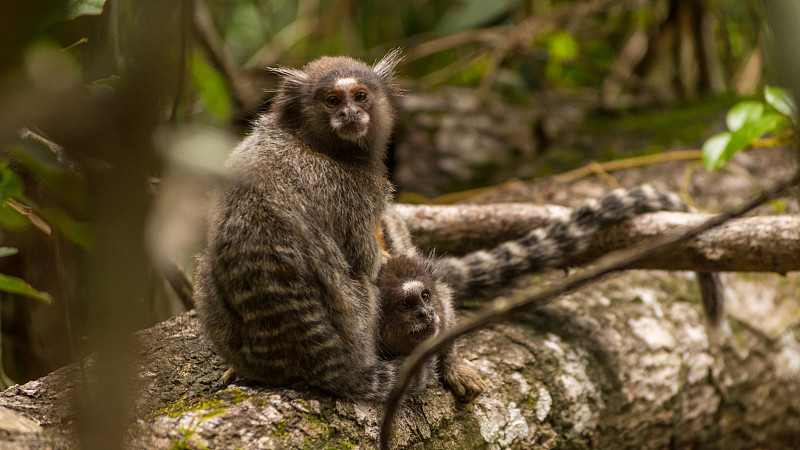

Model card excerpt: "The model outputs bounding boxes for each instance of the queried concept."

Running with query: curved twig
[550,149,703,183]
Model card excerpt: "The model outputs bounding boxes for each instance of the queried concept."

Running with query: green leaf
[0,274,52,304]
[189,52,233,124]
[764,85,798,120]
[8,144,91,216]
[0,203,31,232]
[707,113,786,171]
[88,75,122,98]
[702,132,731,171]
[38,208,94,251]
[437,0,517,32]
[726,101,763,132]
[92,75,122,87]
[66,0,106,20]
[547,31,579,61]
[0,169,24,200]
[454,54,492,86]
[0,247,18,258]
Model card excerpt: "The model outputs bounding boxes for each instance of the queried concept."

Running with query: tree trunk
[1,263,799,448]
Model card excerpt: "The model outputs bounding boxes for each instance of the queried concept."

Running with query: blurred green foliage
[0,0,770,386]
[702,86,797,171]
[190,51,234,124]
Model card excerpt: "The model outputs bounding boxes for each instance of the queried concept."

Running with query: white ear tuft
[372,48,403,80]
[269,66,309,85]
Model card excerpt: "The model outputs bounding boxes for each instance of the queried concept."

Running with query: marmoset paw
[442,362,487,402]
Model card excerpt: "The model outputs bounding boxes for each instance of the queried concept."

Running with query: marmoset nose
[416,307,434,322]
[343,102,363,116]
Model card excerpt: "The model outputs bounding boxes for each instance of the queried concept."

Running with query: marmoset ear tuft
[269,66,309,86]
[372,49,403,82]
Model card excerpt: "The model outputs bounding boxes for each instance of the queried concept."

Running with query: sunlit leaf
[726,101,763,132]
[0,247,18,258]
[38,207,94,251]
[732,113,787,144]
[707,113,786,171]
[66,0,106,20]
[0,274,52,304]
[547,31,579,61]
[702,132,731,171]
[764,85,798,120]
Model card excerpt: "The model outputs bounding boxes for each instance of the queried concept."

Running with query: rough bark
[1,265,799,449]
[390,203,800,273]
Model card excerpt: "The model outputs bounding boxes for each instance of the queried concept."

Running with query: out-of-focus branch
[190,0,261,111]
[160,260,194,311]
[242,0,359,71]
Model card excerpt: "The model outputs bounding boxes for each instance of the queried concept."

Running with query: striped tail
[433,185,725,325]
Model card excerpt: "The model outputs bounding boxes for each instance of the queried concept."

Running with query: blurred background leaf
[66,0,107,20]
[0,274,52,305]
[0,0,778,391]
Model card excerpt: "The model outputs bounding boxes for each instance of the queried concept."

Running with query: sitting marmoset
[377,254,487,401]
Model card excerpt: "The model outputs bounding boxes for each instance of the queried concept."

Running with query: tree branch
[190,0,261,111]
[389,205,800,273]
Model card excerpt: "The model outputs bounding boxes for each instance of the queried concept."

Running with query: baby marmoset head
[377,255,447,357]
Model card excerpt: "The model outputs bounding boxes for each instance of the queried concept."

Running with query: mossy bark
[1,267,799,449]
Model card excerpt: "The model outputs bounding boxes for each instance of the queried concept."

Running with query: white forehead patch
[335,77,357,89]
[401,280,424,295]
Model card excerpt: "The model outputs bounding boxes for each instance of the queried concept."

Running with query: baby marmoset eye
[325,95,340,106]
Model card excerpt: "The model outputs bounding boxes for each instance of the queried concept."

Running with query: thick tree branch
[389,204,800,273]
[379,170,800,448]
[2,176,799,449]
[390,202,572,253]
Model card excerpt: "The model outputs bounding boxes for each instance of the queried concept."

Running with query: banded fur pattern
[429,185,725,325]
[435,185,686,292]
[193,51,435,401]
